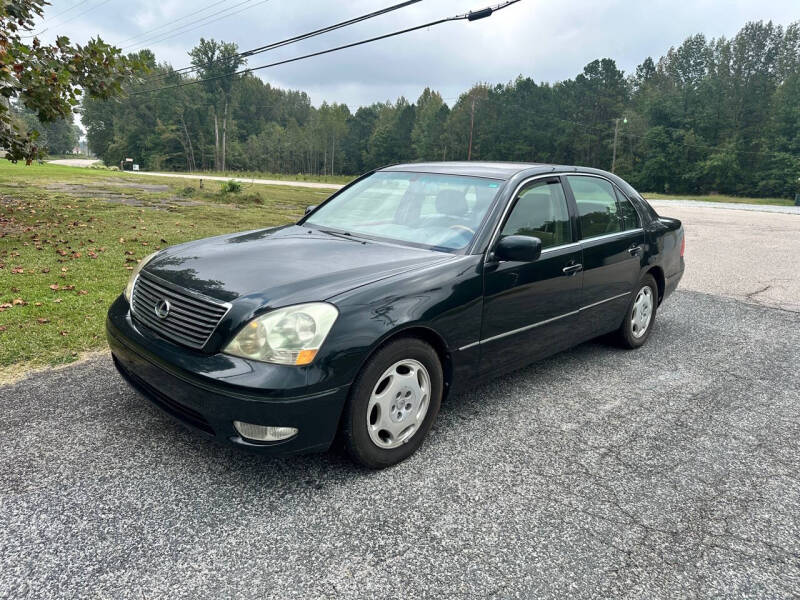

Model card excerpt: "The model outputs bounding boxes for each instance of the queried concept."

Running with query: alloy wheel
[366,359,431,449]
[631,285,654,339]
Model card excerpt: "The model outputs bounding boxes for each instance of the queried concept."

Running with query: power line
[31,0,115,36]
[117,0,232,46]
[132,0,522,96]
[39,0,93,23]
[124,0,270,51]
[144,0,425,83]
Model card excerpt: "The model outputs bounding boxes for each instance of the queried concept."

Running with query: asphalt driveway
[1,288,799,599]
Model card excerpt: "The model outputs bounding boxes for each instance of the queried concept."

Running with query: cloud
[34,0,800,108]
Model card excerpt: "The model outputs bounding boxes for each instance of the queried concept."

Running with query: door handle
[628,244,642,256]
[562,263,583,276]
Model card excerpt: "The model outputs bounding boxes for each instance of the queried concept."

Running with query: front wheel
[342,337,443,469]
[615,274,658,349]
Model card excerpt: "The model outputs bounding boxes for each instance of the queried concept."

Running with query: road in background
[46,159,100,167]
[133,171,344,190]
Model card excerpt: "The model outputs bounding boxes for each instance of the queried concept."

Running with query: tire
[342,337,443,469]
[615,273,658,349]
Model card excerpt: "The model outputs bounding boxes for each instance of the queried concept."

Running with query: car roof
[379,161,612,181]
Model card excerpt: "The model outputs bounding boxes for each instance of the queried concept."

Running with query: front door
[564,175,645,338]
[481,178,583,375]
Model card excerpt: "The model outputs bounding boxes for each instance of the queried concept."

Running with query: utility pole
[467,95,477,161]
[611,118,620,174]
[611,116,627,173]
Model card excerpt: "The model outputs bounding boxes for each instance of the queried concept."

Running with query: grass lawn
[642,192,795,206]
[0,161,330,381]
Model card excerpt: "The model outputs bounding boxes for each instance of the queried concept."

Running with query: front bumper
[106,297,349,454]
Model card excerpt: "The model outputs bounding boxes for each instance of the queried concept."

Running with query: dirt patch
[0,349,109,386]
[43,182,203,208]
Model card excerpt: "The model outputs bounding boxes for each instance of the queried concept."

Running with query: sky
[30,0,800,111]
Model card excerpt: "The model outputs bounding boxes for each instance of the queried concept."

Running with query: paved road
[47,159,100,168]
[652,203,800,312]
[1,291,798,598]
[133,170,344,190]
[650,198,800,215]
[2,203,800,598]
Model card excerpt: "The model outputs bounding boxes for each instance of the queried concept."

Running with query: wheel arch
[360,325,454,402]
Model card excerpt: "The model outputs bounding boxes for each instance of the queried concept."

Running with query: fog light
[233,421,298,442]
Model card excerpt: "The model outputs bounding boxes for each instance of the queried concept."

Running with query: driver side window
[500,180,572,249]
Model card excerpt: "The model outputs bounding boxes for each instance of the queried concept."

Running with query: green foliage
[219,179,242,194]
[81,21,800,198]
[1,0,145,163]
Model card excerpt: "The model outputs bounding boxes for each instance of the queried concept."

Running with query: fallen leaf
[0,303,12,309]
[41,267,50,273]
[0,326,6,332]
[77,290,88,296]
[35,302,43,306]
[124,250,134,256]
[72,252,82,258]
[37,318,49,324]
[11,266,24,274]
[49,284,60,290]
[63,285,75,291]
[53,298,63,303]
[59,330,68,336]
[12,298,25,306]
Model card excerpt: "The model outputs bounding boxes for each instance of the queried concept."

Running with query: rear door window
[567,176,623,239]
[615,189,641,230]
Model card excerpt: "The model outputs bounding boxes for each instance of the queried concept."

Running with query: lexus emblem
[154,299,171,319]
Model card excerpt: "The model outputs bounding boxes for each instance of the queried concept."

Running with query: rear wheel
[342,337,443,469]
[615,273,658,349]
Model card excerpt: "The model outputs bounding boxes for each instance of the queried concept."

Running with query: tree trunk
[180,114,196,172]
[221,98,228,172]
[213,109,220,171]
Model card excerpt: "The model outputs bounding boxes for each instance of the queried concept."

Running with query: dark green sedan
[107,162,685,468]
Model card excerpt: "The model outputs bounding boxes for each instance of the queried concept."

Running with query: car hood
[143,225,452,307]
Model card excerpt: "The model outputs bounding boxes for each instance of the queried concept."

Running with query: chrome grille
[131,274,229,349]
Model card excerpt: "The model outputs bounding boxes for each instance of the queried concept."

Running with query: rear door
[564,175,644,338]
[480,177,583,375]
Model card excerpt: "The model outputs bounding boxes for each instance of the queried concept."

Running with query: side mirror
[494,235,542,262]
[305,205,318,215]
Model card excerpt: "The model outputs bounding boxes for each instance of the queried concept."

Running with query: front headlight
[224,303,338,366]
[123,251,159,302]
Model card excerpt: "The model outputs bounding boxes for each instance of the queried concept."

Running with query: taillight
[680,236,685,257]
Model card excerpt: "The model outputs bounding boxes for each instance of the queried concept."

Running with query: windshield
[305,171,502,251]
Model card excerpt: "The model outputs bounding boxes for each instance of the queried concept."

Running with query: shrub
[220,179,242,194]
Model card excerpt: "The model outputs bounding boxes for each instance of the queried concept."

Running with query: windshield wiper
[319,228,366,243]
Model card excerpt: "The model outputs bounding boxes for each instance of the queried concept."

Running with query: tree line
[81,20,800,197]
